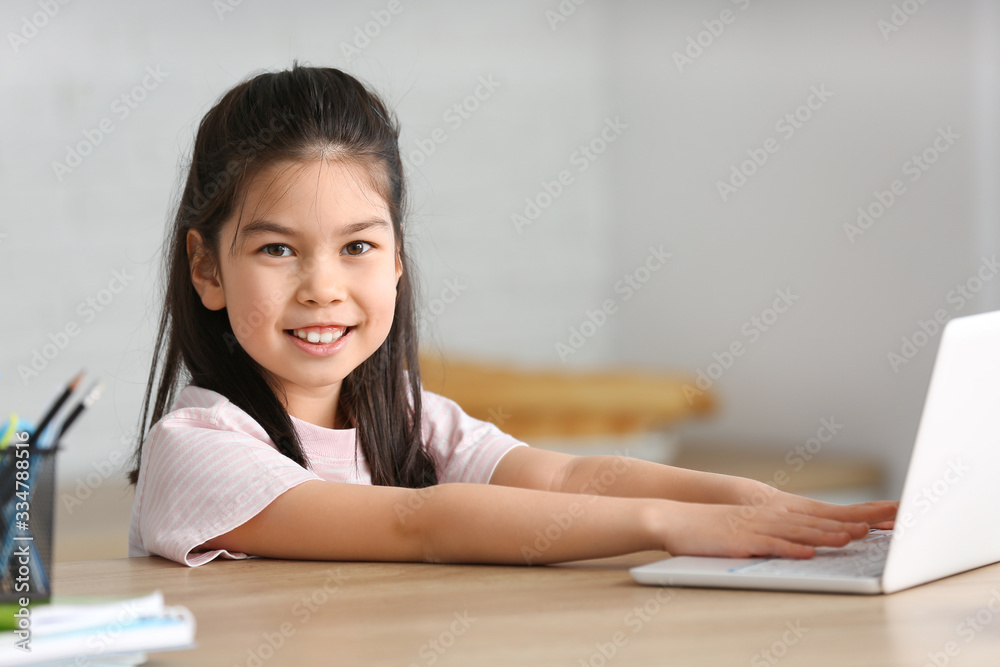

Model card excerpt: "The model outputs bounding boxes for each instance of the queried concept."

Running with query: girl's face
[189,159,401,425]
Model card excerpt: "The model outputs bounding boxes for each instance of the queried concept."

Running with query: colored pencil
[30,370,85,446]
[53,381,104,445]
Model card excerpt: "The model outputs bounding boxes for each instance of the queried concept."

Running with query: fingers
[776,521,858,547]
[840,500,898,523]
[836,500,899,522]
[665,500,893,560]
[735,522,849,559]
[693,531,821,560]
[750,538,816,560]
[745,501,874,539]
[772,517,864,544]
[738,509,873,554]
[786,498,898,526]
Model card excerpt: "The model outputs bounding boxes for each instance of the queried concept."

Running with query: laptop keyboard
[728,531,892,579]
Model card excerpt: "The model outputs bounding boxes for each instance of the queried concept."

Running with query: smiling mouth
[286,326,351,344]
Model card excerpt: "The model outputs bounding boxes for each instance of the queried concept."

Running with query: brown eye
[343,241,373,256]
[262,244,291,257]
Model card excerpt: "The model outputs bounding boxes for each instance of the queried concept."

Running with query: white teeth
[293,328,346,344]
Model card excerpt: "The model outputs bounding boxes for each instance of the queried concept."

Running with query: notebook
[631,308,1000,594]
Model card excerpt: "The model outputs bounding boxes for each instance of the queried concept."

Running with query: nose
[296,255,347,306]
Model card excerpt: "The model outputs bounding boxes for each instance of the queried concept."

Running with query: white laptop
[631,308,1000,594]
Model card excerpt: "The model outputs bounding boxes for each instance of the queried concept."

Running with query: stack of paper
[0,591,195,666]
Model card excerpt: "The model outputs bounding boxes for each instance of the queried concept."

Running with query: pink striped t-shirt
[129,385,526,566]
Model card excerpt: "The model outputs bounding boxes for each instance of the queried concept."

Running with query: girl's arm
[490,446,762,502]
[489,447,898,528]
[201,478,872,564]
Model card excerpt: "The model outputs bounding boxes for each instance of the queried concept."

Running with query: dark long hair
[128,64,437,488]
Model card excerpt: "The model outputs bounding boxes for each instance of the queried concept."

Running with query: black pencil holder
[0,444,57,603]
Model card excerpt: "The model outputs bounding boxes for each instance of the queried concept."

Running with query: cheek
[222,273,282,338]
[375,281,399,319]
[366,273,399,325]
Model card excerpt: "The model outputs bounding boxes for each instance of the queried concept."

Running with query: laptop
[631,308,1000,594]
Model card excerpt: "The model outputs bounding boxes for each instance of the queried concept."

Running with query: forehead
[239,158,391,218]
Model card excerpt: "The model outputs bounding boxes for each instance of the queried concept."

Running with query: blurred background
[1,0,997,559]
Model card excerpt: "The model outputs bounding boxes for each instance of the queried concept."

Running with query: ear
[187,229,226,311]
[394,247,403,284]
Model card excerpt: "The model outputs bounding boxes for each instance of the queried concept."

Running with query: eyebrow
[339,219,392,236]
[235,219,297,241]
[235,218,392,244]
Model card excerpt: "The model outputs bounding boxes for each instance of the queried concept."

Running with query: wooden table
[53,555,1000,666]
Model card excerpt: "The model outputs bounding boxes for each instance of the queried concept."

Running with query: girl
[128,64,896,568]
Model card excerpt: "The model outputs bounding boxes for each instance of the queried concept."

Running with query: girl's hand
[649,492,898,559]
[733,481,898,530]
[759,489,898,530]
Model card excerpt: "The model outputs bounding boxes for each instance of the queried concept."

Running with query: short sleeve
[129,403,320,567]
[421,390,528,484]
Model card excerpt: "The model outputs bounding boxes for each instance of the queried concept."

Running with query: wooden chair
[419,354,714,442]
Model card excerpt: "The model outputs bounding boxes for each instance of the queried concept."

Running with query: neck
[282,384,343,429]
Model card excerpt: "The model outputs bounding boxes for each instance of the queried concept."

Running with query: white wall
[601,0,1000,495]
[0,0,996,499]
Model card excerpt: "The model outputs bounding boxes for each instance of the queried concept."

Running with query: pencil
[53,381,104,445]
[0,413,18,451]
[0,414,18,468]
[30,370,85,446]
